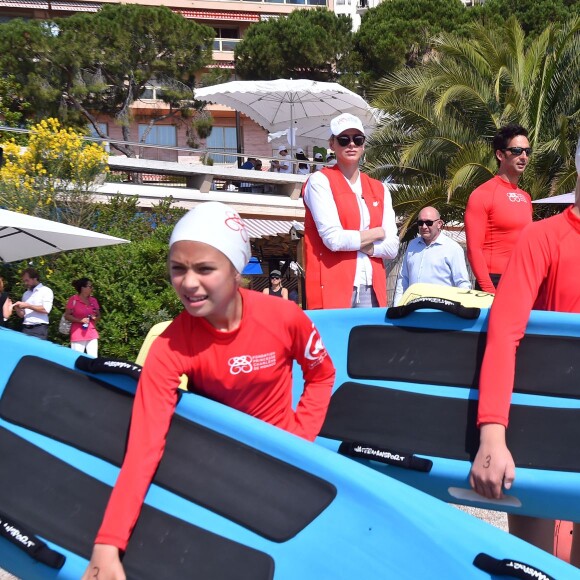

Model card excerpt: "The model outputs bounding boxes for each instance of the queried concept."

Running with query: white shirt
[303,170,399,288]
[21,282,53,325]
[393,232,471,306]
[278,154,293,174]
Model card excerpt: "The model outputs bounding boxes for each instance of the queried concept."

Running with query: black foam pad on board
[0,356,336,543]
[0,427,274,580]
[321,382,580,471]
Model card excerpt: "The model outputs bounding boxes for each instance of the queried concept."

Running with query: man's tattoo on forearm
[92,566,100,578]
[483,455,491,468]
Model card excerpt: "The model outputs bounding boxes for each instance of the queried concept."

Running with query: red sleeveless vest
[303,166,387,309]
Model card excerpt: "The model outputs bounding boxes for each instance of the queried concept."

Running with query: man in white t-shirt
[13,267,54,340]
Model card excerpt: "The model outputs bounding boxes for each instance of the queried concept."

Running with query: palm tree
[365,16,579,239]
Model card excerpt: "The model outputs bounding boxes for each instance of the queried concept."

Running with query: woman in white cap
[295,148,310,175]
[82,201,335,579]
[263,269,288,299]
[277,144,292,174]
[312,152,325,172]
[303,113,399,309]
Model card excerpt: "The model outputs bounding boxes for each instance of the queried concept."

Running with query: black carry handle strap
[338,441,433,473]
[75,356,142,382]
[473,553,555,580]
[386,297,480,320]
[0,511,65,569]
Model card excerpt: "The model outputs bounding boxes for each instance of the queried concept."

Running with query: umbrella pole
[289,102,294,172]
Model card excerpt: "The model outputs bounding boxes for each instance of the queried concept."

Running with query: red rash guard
[465,175,532,293]
[95,288,335,550]
[478,207,580,427]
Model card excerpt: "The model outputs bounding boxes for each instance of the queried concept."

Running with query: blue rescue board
[299,305,580,524]
[0,327,577,579]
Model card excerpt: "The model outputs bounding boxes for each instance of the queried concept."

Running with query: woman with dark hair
[0,277,13,326]
[64,277,101,356]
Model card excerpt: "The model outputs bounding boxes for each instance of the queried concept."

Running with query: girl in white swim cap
[168,201,251,330]
[82,202,336,580]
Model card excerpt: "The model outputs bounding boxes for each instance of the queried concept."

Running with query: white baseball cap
[169,202,251,274]
[330,113,365,137]
[278,145,288,153]
[314,152,323,160]
[296,147,304,154]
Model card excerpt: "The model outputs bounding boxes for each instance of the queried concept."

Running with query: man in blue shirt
[239,157,256,192]
[393,206,471,306]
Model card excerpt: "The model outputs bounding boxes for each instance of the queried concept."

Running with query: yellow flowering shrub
[0,118,108,226]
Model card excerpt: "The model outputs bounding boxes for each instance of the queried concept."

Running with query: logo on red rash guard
[304,326,327,368]
[228,355,253,374]
[227,352,277,375]
[507,192,528,203]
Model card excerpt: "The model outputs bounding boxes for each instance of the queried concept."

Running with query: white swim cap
[169,202,251,273]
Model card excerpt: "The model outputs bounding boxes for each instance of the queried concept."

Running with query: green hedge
[1,196,187,361]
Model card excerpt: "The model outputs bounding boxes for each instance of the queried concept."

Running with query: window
[213,27,241,52]
[141,86,166,100]
[206,127,237,164]
[138,125,178,161]
[138,125,177,146]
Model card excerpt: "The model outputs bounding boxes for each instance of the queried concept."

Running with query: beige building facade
[0,0,333,164]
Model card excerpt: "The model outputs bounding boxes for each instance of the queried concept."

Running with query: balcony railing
[212,38,242,52]
[240,0,327,4]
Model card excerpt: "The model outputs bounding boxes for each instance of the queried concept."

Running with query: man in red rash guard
[82,202,335,580]
[470,176,580,565]
[465,124,533,293]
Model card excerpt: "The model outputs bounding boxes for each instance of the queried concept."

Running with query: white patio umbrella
[0,209,129,262]
[194,79,377,153]
[532,192,575,204]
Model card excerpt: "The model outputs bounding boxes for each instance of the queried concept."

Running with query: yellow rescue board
[136,320,189,391]
[398,283,494,309]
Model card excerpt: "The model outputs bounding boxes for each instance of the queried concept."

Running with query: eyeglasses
[85,284,93,288]
[270,276,280,280]
[502,147,532,156]
[335,134,365,147]
[417,220,437,227]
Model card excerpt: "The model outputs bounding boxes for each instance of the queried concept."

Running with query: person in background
[470,167,580,564]
[81,201,335,579]
[303,113,399,309]
[288,288,299,304]
[262,269,288,299]
[252,159,265,193]
[64,277,101,357]
[465,124,532,292]
[277,145,292,174]
[326,152,336,167]
[295,148,310,175]
[393,206,471,306]
[13,267,53,340]
[239,157,256,192]
[240,157,255,171]
[0,277,13,326]
[312,152,325,172]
